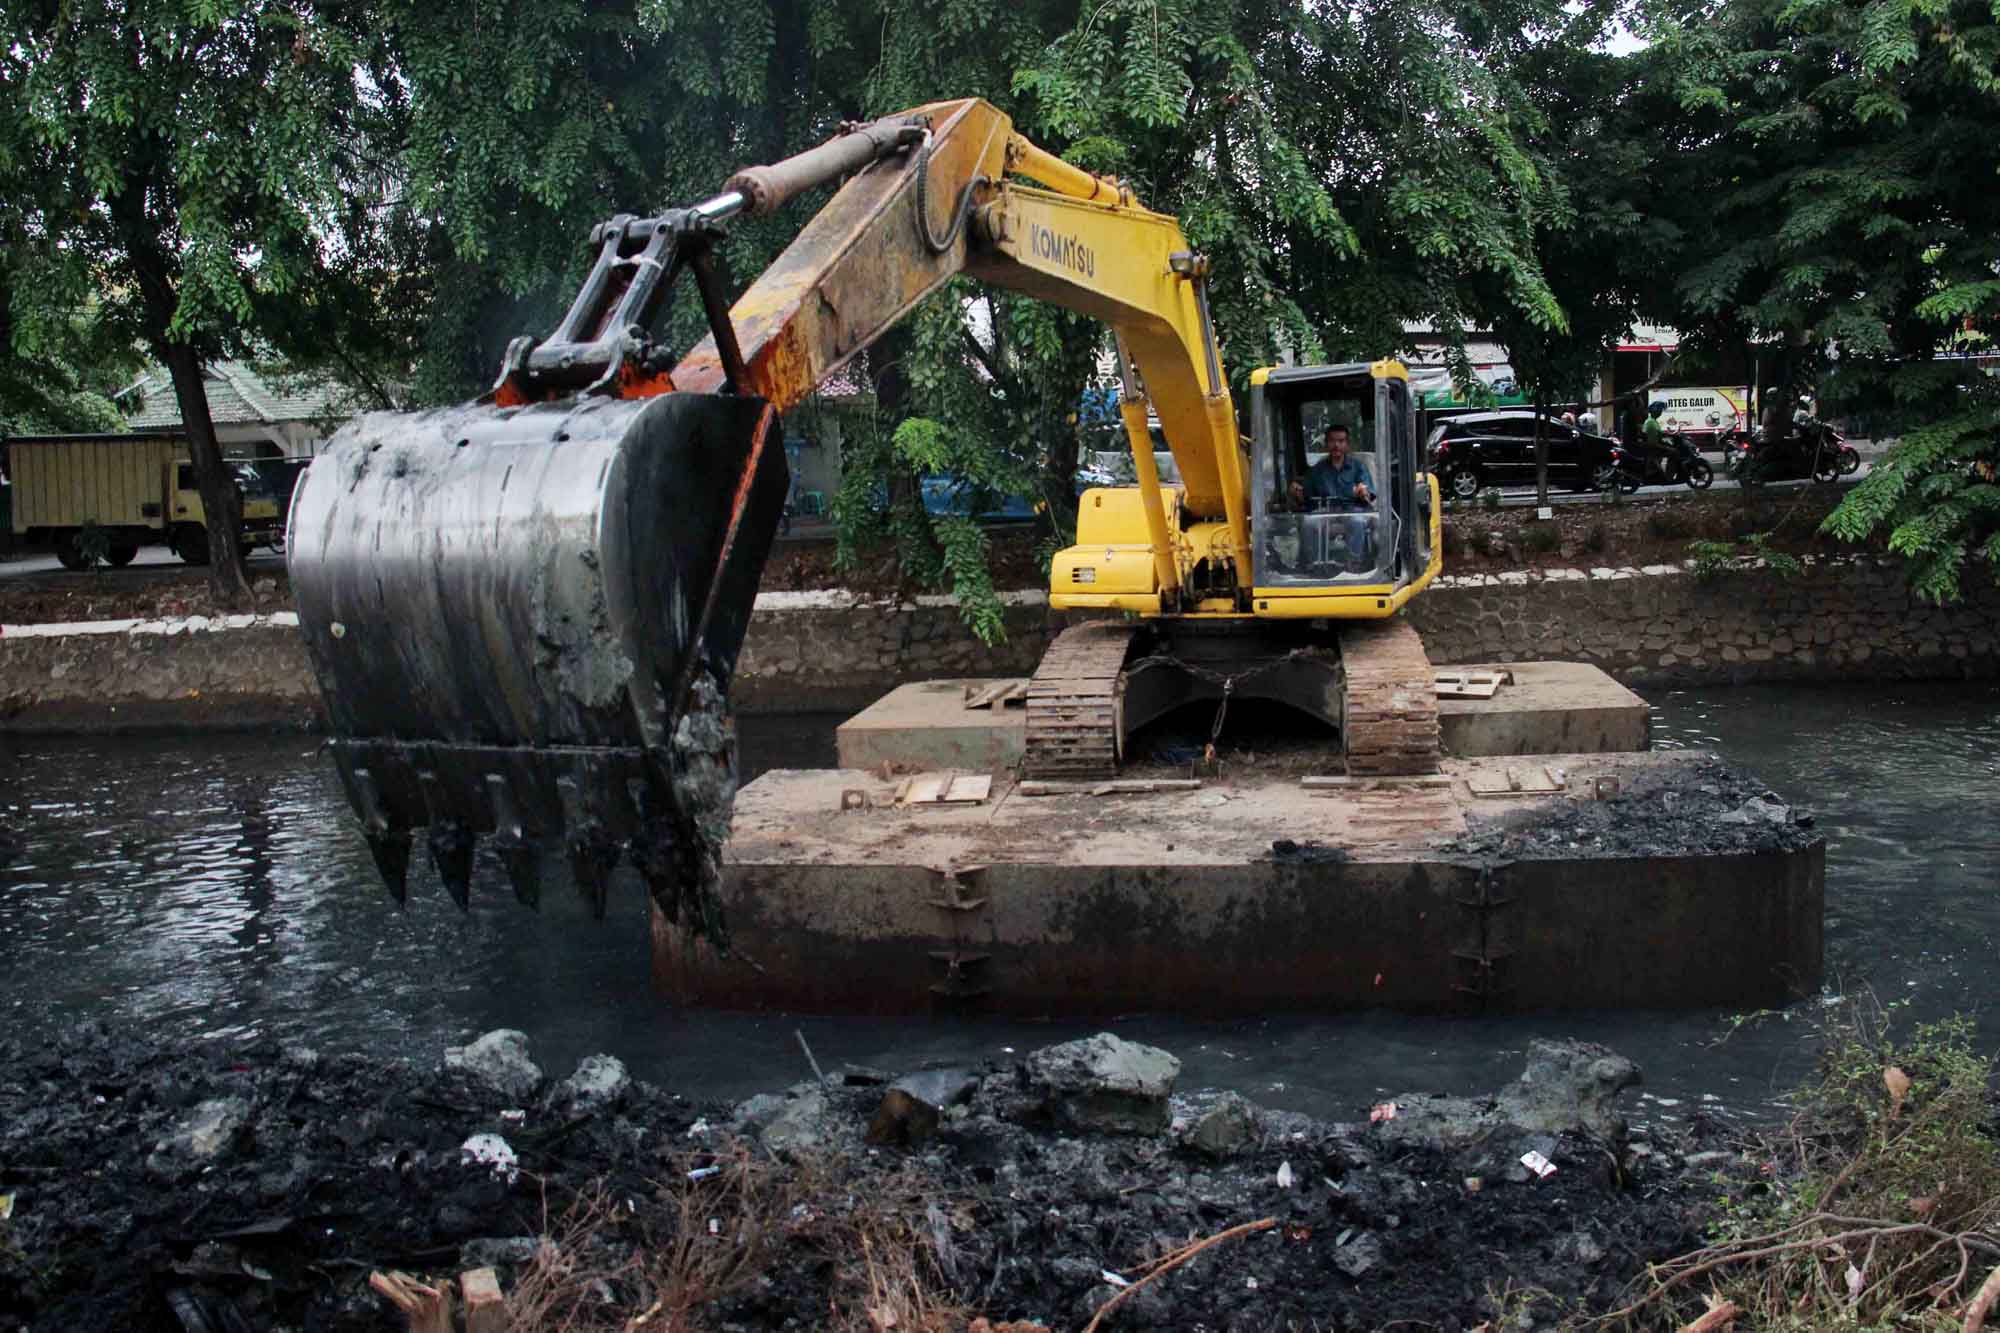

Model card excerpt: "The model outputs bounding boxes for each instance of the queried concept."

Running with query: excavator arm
[288,98,1240,920]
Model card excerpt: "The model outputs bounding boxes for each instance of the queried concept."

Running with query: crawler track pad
[288,392,789,915]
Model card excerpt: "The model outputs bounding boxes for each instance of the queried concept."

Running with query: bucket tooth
[559,768,628,920]
[499,840,543,910]
[566,831,620,920]
[345,766,412,904]
[365,831,414,905]
[485,773,542,910]
[428,819,476,912]
[627,776,683,923]
[630,826,681,924]
[417,769,474,910]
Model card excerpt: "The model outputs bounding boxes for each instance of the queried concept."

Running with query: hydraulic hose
[913,132,986,255]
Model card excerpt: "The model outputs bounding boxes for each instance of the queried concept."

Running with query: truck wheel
[106,543,140,567]
[175,526,211,565]
[52,532,91,570]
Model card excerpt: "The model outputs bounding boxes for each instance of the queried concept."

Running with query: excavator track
[1337,618,1442,776]
[1023,621,1141,779]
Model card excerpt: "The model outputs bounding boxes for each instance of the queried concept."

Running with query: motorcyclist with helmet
[1635,400,1674,480]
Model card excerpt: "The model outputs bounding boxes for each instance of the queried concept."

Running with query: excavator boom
[291,98,1250,920]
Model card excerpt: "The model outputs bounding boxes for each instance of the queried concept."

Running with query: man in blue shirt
[1289,424,1374,509]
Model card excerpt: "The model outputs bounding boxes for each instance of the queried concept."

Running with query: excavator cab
[1248,362,1432,607]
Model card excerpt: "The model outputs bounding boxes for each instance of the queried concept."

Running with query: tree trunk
[112,162,253,609]
[1532,389,1550,506]
[158,342,253,606]
[869,325,928,545]
[1041,405,1081,545]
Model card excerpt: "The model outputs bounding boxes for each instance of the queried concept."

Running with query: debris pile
[1447,753,1818,858]
[0,1025,1753,1329]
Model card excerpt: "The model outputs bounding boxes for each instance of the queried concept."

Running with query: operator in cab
[1287,423,1374,510]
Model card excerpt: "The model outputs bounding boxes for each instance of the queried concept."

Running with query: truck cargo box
[9,436,179,533]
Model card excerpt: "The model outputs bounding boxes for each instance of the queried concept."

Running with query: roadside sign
[1655,387,1748,437]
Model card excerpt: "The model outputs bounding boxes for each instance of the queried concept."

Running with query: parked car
[1425,411,1627,500]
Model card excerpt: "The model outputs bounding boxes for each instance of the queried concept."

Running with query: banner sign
[1654,387,1748,436]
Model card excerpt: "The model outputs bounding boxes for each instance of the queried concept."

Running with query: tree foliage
[15,0,1997,612]
[0,300,136,436]
[1640,0,2000,601]
[827,0,1596,630]
[0,0,403,600]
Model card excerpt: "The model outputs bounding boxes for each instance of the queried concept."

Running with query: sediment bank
[0,1024,1736,1331]
[4,558,1996,729]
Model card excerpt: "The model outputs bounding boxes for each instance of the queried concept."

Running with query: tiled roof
[117,360,366,429]
[818,350,872,399]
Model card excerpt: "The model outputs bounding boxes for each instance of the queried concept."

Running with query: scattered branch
[1965,1262,2000,1333]
[1084,1217,1277,1332]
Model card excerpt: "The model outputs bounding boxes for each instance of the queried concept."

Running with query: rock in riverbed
[1017,1031,1181,1134]
[1371,1036,1640,1177]
[147,1096,250,1176]
[1185,1089,1261,1157]
[444,1029,542,1102]
[556,1053,629,1111]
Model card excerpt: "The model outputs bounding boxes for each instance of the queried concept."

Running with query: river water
[3,682,1996,1120]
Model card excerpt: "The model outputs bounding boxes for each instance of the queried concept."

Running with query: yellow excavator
[287,97,1443,917]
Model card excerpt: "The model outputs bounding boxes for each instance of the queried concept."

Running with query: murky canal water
[3,682,1996,1120]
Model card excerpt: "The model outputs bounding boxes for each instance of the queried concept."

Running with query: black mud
[1446,753,1819,860]
[0,1026,1755,1331]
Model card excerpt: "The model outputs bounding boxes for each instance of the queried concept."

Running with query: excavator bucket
[287,390,789,924]
[287,111,1002,925]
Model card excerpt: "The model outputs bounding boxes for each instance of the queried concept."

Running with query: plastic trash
[459,1133,519,1184]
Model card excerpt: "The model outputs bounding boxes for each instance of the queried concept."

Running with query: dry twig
[1083,1217,1276,1332]
[1679,1296,1738,1332]
[1965,1261,2000,1333]
[1604,1213,2000,1324]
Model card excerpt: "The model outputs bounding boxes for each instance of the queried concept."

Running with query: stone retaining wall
[5,560,1996,730]
[730,591,1059,713]
[1408,557,2000,684]
[0,613,322,732]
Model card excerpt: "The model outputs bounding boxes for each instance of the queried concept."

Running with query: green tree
[0,1,402,601]
[829,0,1589,631]
[1486,13,1662,501]
[0,299,137,436]
[1642,0,2000,600]
[388,0,920,405]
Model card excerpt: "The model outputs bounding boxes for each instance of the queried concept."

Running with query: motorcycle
[1608,432,1713,492]
[1641,432,1714,490]
[1593,446,1642,494]
[1722,420,1857,484]
[1718,428,1757,479]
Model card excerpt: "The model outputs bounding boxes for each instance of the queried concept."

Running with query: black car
[1425,411,1627,500]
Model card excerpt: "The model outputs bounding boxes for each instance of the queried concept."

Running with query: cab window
[1252,377,1387,586]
